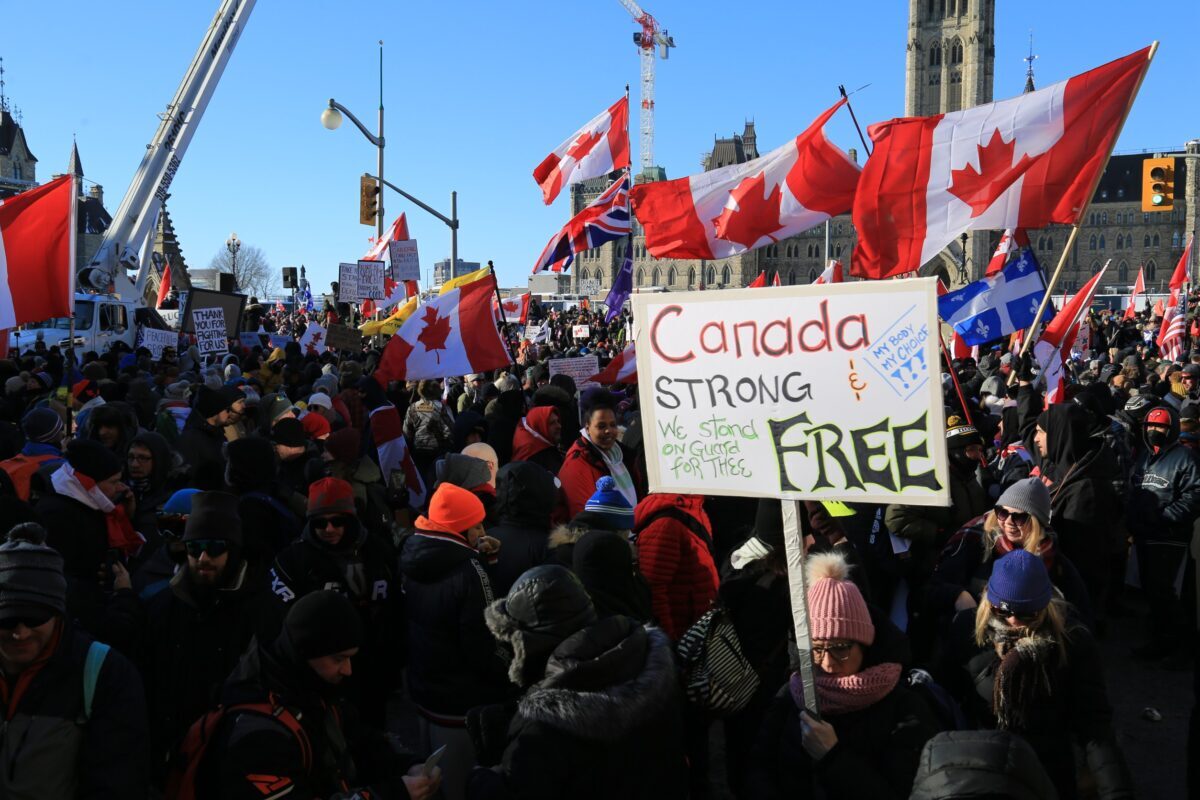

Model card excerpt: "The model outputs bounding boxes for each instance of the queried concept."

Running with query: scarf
[791,661,902,716]
[994,532,1056,570]
[581,428,637,508]
[50,464,144,556]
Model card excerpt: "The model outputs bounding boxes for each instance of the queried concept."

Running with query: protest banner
[388,240,421,282]
[357,260,385,300]
[324,323,362,352]
[192,307,227,356]
[631,279,948,505]
[523,323,546,343]
[549,355,600,392]
[158,309,181,329]
[338,263,360,302]
[137,327,178,360]
[572,324,591,339]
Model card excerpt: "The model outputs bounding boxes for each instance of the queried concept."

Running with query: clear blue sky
[5,1,1197,294]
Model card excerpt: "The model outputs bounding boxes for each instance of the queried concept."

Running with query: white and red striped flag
[1035,263,1109,405]
[534,96,630,205]
[813,259,844,285]
[853,47,1153,279]
[1156,235,1192,361]
[0,174,75,329]
[630,100,860,260]
[589,342,637,385]
[984,229,1031,277]
[362,213,418,314]
[1124,265,1145,321]
[369,404,427,509]
[374,270,511,384]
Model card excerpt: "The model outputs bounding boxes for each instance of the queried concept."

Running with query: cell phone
[422,744,448,778]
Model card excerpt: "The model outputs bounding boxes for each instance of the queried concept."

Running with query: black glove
[1016,351,1035,382]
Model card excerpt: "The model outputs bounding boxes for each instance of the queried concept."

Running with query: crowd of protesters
[0,293,1197,799]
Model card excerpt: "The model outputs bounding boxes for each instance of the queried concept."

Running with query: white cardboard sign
[572,324,591,339]
[548,355,600,393]
[389,240,421,282]
[632,279,948,505]
[192,307,227,356]
[137,327,179,360]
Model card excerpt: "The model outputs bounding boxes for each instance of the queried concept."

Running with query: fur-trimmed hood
[514,618,677,742]
[548,523,586,550]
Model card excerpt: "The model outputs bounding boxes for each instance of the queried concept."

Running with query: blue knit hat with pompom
[583,476,635,530]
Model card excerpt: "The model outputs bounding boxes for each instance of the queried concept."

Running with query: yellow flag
[439,266,493,295]
[359,296,418,336]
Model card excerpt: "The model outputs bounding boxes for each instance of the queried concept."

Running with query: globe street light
[320,105,343,130]
[226,231,241,290]
[320,41,385,239]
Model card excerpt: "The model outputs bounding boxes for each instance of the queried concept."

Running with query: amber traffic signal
[1142,157,1174,212]
[359,175,380,226]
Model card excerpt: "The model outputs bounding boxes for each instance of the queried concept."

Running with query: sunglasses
[990,604,1044,625]
[811,642,856,662]
[0,610,55,630]
[312,516,351,530]
[994,507,1031,526]
[185,539,231,559]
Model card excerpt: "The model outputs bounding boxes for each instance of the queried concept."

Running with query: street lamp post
[226,232,241,290]
[321,41,385,241]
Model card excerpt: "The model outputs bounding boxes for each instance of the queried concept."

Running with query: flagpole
[489,264,518,372]
[939,337,975,427]
[1017,41,1159,359]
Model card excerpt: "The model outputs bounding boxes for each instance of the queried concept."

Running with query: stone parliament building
[561,0,1196,298]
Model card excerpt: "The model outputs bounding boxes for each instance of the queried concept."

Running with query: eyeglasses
[312,516,351,530]
[126,452,153,463]
[994,507,1031,526]
[0,610,55,630]
[185,539,230,559]
[811,642,856,662]
[990,604,1044,625]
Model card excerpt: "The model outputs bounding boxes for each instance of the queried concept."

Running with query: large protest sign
[324,323,362,352]
[339,261,385,301]
[549,355,600,392]
[136,327,179,360]
[192,307,228,356]
[388,240,421,282]
[632,279,948,506]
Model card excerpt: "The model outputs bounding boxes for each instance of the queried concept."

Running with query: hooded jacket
[485,389,526,466]
[633,493,719,640]
[511,406,564,474]
[909,729,1059,800]
[467,616,687,800]
[176,408,228,491]
[488,461,559,596]
[1126,404,1200,543]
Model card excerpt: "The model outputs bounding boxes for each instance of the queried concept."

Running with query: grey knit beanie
[0,524,67,622]
[995,478,1051,527]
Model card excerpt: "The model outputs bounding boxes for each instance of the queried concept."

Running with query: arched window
[835,244,843,257]
[1173,232,1181,248]
[706,266,716,286]
[687,267,696,287]
[1101,212,1107,225]
[814,244,821,259]
[1147,261,1157,281]
[635,267,645,287]
[1098,235,1106,250]
[579,268,590,282]
[960,0,967,13]
[1046,237,1053,251]
[650,267,660,286]
[788,270,797,285]
[1118,262,1129,282]
[929,43,942,67]
[1126,234,1134,249]
[668,266,678,285]
[1037,237,1044,251]
[1144,234,1151,248]
[950,40,964,65]
[1089,235,1097,250]
[808,268,818,283]
[721,266,732,286]
[1153,234,1160,247]
[1116,236,1123,250]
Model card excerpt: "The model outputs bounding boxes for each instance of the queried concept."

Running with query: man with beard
[141,491,272,787]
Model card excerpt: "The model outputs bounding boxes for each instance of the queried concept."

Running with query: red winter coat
[557,437,641,519]
[634,493,719,641]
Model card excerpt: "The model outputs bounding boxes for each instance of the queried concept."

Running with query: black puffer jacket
[909,729,1059,800]
[1126,404,1200,543]
[488,461,558,596]
[176,408,227,491]
[467,616,687,800]
[399,531,512,716]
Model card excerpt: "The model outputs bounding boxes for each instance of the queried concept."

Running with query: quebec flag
[938,249,1047,345]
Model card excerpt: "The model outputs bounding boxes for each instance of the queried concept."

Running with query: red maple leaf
[566,131,602,162]
[383,275,399,296]
[304,331,323,356]
[416,304,452,363]
[711,172,785,249]
[948,129,1038,217]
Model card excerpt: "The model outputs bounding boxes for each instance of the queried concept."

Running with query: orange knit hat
[416,483,486,538]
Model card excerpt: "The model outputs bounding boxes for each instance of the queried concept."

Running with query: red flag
[363,213,411,262]
[771,272,781,287]
[813,259,844,285]
[1124,265,1145,321]
[852,47,1152,279]
[630,100,859,259]
[984,229,1030,277]
[1035,264,1108,404]
[496,292,532,325]
[534,96,630,205]
[1169,234,1192,292]
[156,259,172,309]
[369,404,427,509]
[589,342,637,385]
[0,174,75,329]
[748,271,767,288]
[375,271,510,384]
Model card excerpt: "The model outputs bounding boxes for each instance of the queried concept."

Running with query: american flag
[1157,235,1193,361]
[531,176,630,273]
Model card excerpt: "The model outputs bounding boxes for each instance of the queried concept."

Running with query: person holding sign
[748,552,940,799]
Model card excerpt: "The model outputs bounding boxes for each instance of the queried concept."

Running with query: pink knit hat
[806,552,874,645]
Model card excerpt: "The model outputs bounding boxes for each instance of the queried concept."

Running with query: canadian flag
[1124,265,1145,321]
[533,96,630,205]
[853,47,1152,279]
[299,321,328,356]
[1034,262,1108,405]
[496,292,531,325]
[813,259,844,285]
[369,404,427,509]
[363,213,410,262]
[0,174,75,329]
[156,259,173,309]
[374,271,511,384]
[748,271,768,288]
[363,214,418,313]
[771,272,781,287]
[589,342,637,385]
[630,100,860,260]
[984,229,1030,277]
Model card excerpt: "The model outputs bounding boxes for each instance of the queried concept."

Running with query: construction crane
[616,0,675,176]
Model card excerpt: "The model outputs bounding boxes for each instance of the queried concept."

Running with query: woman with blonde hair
[959,550,1131,799]
[929,478,1092,626]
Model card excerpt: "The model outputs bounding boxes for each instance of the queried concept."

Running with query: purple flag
[605,246,633,322]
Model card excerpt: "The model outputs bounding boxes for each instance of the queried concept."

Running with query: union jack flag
[531,176,630,274]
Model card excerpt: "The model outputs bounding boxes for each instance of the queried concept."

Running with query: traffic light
[359,175,379,226]
[1142,157,1174,212]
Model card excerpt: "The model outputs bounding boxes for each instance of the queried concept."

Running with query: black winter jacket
[175,409,227,491]
[487,461,558,596]
[399,531,512,717]
[467,617,687,800]
[909,729,1059,800]
[1126,405,1200,543]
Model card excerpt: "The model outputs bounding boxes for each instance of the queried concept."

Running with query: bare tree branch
[208,243,278,299]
